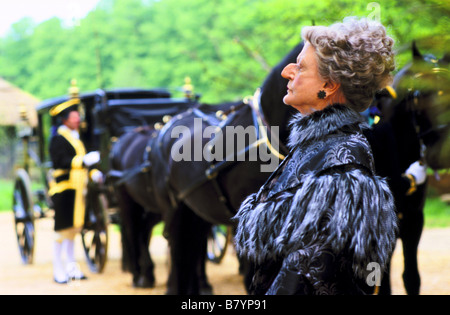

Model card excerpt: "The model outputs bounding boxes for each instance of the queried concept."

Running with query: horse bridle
[405,65,449,163]
[158,88,289,214]
[110,88,292,214]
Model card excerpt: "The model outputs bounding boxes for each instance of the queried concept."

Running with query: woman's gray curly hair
[302,17,395,112]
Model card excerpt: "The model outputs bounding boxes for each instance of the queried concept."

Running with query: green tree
[0,0,448,103]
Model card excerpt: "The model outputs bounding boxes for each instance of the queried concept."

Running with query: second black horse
[110,42,301,293]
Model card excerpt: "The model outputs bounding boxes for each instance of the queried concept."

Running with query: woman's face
[281,42,328,115]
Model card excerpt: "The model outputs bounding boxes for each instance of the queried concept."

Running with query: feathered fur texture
[234,104,398,284]
[287,104,369,149]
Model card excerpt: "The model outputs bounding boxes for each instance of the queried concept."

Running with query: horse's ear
[412,41,422,61]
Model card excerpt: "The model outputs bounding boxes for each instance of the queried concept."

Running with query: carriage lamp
[17,104,33,173]
[19,104,28,122]
[17,104,33,138]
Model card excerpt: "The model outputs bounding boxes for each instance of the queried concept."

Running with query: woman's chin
[282,95,292,106]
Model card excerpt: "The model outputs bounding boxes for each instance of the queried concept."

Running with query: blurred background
[0,0,449,226]
[1,0,449,102]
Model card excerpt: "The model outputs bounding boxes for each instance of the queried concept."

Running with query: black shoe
[75,274,88,281]
[66,266,88,281]
[67,272,88,281]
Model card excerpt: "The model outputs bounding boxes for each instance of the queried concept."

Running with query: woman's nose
[281,63,295,79]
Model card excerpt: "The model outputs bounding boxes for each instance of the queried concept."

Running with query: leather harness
[110,89,289,215]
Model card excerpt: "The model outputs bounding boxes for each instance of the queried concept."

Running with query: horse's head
[376,42,450,171]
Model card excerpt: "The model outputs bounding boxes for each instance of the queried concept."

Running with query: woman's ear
[323,81,346,104]
[323,81,341,96]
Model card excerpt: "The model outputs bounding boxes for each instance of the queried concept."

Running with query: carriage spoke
[207,225,230,264]
[81,190,109,274]
[12,170,35,265]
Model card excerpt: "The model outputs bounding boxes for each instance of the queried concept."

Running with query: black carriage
[12,85,197,273]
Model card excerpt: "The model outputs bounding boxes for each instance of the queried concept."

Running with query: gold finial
[69,79,80,99]
[183,76,194,99]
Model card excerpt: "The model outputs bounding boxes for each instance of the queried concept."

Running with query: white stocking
[53,241,67,283]
[62,239,85,279]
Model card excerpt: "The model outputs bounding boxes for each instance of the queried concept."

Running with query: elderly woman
[234,17,398,295]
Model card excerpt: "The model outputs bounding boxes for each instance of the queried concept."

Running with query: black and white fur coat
[234,104,398,295]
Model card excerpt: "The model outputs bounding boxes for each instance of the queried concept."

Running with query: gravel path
[0,212,448,295]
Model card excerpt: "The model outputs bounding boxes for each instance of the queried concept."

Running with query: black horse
[111,40,449,295]
[110,127,162,288]
[365,43,450,295]
[110,43,300,293]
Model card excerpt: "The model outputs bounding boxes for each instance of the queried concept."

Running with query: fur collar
[288,104,369,149]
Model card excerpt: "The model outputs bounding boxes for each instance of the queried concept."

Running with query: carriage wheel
[81,186,109,273]
[207,225,231,264]
[12,169,35,265]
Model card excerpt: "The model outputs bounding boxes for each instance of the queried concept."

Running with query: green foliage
[424,197,450,228]
[0,179,12,211]
[0,0,448,103]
